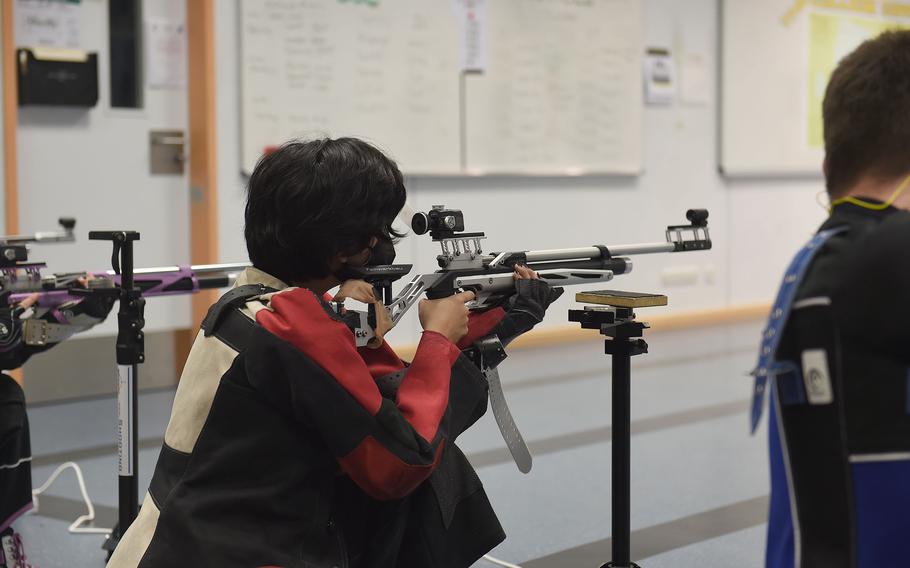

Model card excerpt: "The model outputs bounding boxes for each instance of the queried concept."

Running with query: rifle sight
[411,205,465,240]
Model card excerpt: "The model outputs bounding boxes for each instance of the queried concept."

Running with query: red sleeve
[396,331,461,437]
[456,307,506,350]
[255,288,462,500]
[355,332,461,435]
[257,289,382,414]
[358,340,405,379]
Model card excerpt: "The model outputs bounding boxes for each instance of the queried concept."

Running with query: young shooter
[109,138,561,568]
[757,31,910,568]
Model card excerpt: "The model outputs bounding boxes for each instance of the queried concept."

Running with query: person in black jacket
[109,138,560,568]
[759,30,910,568]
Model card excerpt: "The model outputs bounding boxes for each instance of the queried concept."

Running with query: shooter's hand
[333,279,377,304]
[334,280,394,349]
[74,272,95,288]
[15,293,39,312]
[490,266,564,343]
[512,264,539,281]
[419,291,476,344]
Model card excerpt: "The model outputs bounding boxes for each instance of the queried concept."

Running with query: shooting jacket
[765,202,910,568]
[0,293,112,532]
[0,374,32,535]
[108,268,507,568]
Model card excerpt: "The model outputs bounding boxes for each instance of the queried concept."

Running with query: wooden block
[575,290,668,308]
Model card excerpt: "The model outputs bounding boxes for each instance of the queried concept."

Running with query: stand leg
[117,363,139,530]
[613,349,631,566]
[611,344,633,567]
[569,305,650,568]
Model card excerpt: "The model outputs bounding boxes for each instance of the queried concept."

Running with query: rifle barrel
[524,242,674,263]
[114,262,251,277]
[524,247,604,262]
[602,242,676,256]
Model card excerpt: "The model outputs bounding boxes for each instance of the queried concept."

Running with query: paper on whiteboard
[463,0,643,175]
[643,48,676,106]
[145,17,187,89]
[452,0,487,72]
[240,0,462,175]
[15,0,82,49]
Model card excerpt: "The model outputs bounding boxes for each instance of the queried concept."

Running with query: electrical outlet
[660,265,700,287]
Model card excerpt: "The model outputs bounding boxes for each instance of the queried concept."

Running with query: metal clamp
[23,319,50,346]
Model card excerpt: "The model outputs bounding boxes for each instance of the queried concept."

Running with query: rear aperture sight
[411,205,465,239]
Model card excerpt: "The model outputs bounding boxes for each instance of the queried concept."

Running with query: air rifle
[0,218,247,302]
[345,206,712,347]
[0,220,249,345]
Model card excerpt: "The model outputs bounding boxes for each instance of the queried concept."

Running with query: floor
[12,319,770,568]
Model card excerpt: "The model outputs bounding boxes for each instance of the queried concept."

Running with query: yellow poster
[807,10,910,148]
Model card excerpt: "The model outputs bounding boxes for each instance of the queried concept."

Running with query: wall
[216,0,827,348]
[17,0,831,400]
[16,0,191,401]
[16,0,191,336]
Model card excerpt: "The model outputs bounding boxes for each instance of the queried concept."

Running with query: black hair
[244,138,406,284]
[823,30,910,197]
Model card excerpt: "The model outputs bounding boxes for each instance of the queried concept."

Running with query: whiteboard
[240,0,644,177]
[720,0,910,177]
[464,0,643,175]
[240,0,462,175]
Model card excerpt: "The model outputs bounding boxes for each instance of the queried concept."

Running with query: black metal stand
[88,232,145,558]
[570,304,650,568]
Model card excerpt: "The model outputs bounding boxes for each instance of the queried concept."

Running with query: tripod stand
[569,290,668,568]
[85,231,145,557]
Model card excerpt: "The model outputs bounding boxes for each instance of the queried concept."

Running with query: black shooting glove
[491,278,564,345]
[68,287,116,320]
[67,295,115,320]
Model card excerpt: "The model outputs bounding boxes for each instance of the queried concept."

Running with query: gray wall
[23,330,182,403]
